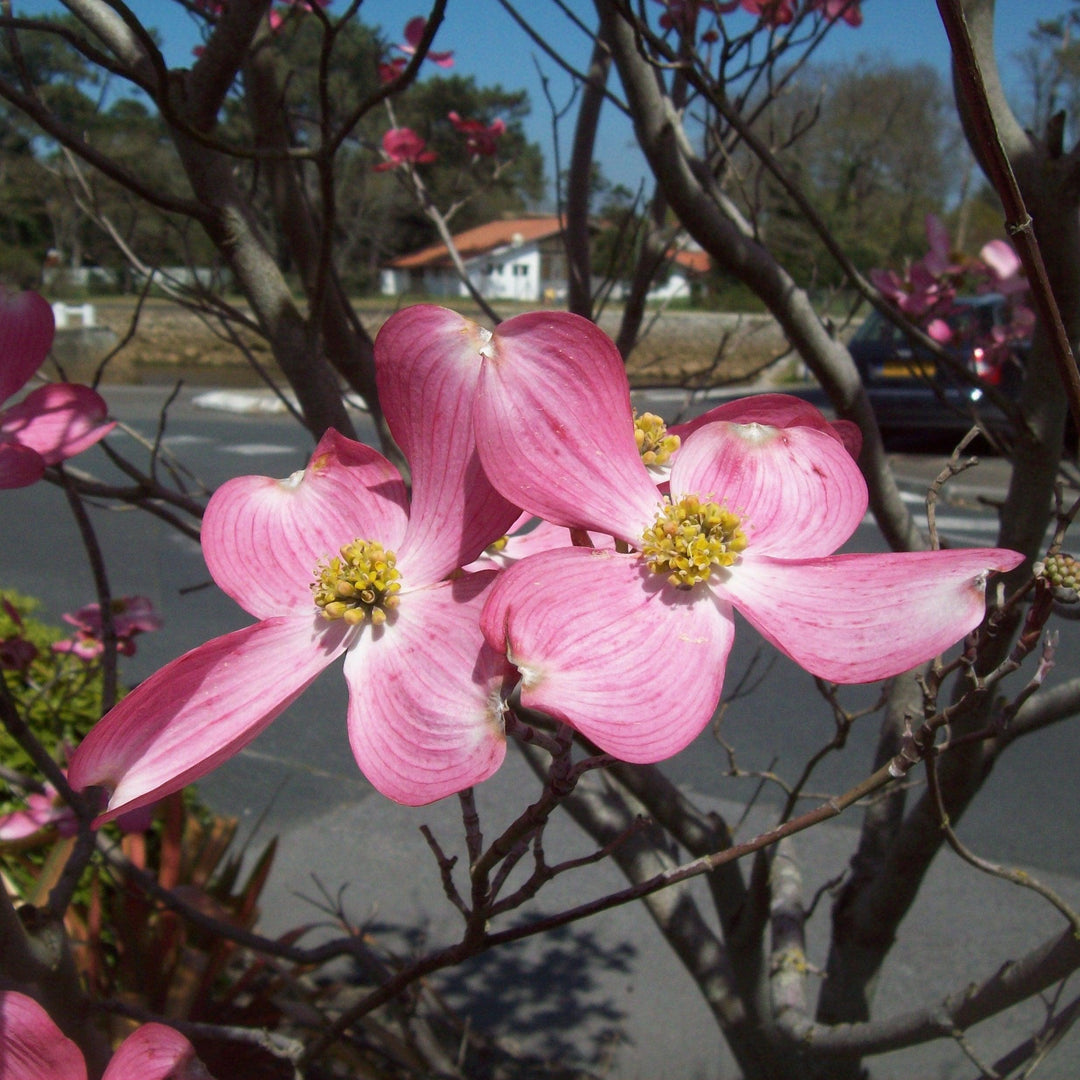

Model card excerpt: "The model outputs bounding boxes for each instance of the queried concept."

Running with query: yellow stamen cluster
[634,411,681,467]
[312,540,401,626]
[641,495,747,588]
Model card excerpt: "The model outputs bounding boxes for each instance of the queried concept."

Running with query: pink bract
[53,596,163,660]
[70,411,519,820]
[379,306,1023,763]
[399,16,454,66]
[448,111,506,156]
[0,289,114,489]
[807,0,862,25]
[0,788,77,841]
[374,127,437,170]
[0,990,213,1080]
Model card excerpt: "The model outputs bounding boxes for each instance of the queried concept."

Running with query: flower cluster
[374,127,438,170]
[52,596,162,661]
[653,0,861,37]
[380,16,454,82]
[448,111,506,157]
[870,214,1033,384]
[0,289,114,489]
[70,304,1021,820]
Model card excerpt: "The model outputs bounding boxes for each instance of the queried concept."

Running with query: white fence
[51,302,97,329]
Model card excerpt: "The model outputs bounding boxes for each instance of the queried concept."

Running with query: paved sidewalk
[202,738,1080,1080]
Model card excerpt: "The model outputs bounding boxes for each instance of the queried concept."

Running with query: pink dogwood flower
[807,0,862,26]
[52,596,162,661]
[373,127,438,171]
[70,358,519,819]
[0,290,114,489]
[380,306,1023,763]
[0,990,213,1080]
[448,112,506,157]
[871,216,1032,380]
[395,16,455,67]
[0,785,77,842]
[736,0,796,26]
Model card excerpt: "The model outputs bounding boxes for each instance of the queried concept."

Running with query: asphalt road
[4,383,1079,1078]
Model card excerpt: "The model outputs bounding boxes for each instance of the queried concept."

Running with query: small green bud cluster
[1041,552,1080,590]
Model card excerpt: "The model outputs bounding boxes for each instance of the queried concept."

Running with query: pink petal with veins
[0,290,54,404]
[103,1023,211,1080]
[344,573,509,804]
[203,429,409,620]
[68,615,350,823]
[717,548,1024,683]
[670,392,863,463]
[476,311,659,541]
[481,547,735,761]
[0,383,114,464]
[375,306,520,582]
[670,420,867,557]
[0,991,86,1080]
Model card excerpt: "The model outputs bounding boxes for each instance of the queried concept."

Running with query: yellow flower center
[640,495,747,588]
[634,411,681,467]
[312,540,401,626]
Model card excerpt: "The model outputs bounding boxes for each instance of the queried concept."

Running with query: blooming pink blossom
[395,16,455,67]
[0,786,77,842]
[380,307,1022,763]
[448,112,506,157]
[70,354,520,818]
[373,127,438,171]
[0,990,214,1079]
[0,781,154,842]
[737,0,796,25]
[0,290,114,488]
[806,0,862,26]
[52,596,162,661]
[870,215,1032,381]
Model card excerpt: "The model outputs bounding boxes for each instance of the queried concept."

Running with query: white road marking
[220,443,299,457]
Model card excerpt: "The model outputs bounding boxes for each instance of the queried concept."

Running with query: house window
[513,265,529,277]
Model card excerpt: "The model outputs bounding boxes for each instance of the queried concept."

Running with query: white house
[380,216,569,302]
[380,216,713,303]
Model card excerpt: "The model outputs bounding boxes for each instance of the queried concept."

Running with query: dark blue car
[848,294,1026,443]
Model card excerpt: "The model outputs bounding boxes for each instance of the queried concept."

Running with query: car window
[852,313,909,347]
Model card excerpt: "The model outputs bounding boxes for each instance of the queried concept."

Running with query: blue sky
[12,0,1072,201]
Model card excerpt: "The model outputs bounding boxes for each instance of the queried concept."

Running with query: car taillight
[972,346,1002,385]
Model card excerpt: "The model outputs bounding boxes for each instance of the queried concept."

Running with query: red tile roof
[670,248,711,275]
[387,216,565,269]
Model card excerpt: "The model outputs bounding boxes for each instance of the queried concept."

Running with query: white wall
[384,243,544,301]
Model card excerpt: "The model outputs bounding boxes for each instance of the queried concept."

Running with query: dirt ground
[51,296,799,389]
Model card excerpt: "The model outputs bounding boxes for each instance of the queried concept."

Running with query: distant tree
[761,58,963,284]
[1015,4,1080,146]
